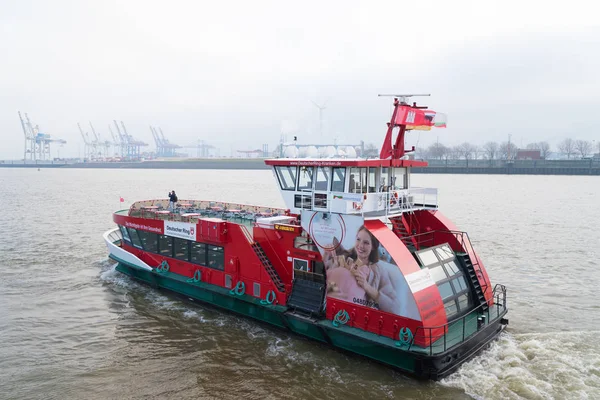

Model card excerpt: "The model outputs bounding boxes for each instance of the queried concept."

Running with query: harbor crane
[112,120,148,160]
[150,126,181,157]
[19,112,67,161]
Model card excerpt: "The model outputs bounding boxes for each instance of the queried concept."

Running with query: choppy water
[0,168,598,399]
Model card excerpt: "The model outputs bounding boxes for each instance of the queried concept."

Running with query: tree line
[362,139,599,160]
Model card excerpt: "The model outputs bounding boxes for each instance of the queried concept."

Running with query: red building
[516,149,542,160]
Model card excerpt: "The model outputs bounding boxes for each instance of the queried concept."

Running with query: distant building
[516,149,542,160]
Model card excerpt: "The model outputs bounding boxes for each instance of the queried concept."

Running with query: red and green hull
[112,257,508,380]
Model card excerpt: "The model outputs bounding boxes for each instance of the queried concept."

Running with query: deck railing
[408,284,507,355]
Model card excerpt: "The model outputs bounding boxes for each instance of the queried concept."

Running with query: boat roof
[264,158,428,168]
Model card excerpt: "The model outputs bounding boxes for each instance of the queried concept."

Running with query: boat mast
[378,94,430,159]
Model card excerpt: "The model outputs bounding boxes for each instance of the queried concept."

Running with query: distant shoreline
[1,158,599,175]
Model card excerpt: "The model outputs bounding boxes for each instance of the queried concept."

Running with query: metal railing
[407,284,507,355]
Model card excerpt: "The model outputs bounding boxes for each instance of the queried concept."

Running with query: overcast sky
[1,0,598,159]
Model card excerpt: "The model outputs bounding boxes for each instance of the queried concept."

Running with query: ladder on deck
[456,252,489,312]
[251,242,286,293]
[390,214,418,252]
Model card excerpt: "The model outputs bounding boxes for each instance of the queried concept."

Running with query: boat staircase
[455,252,489,312]
[250,242,286,293]
[286,278,326,316]
[390,213,419,252]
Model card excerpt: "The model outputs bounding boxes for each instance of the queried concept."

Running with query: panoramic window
[173,238,189,261]
[158,235,172,257]
[418,243,473,320]
[274,166,297,191]
[191,242,207,265]
[297,167,314,190]
[119,225,131,244]
[207,246,224,270]
[330,167,346,192]
[127,228,143,249]
[137,230,158,253]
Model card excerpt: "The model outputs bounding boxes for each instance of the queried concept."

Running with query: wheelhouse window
[207,246,224,270]
[173,237,190,261]
[314,167,329,191]
[368,168,377,193]
[348,167,367,193]
[416,244,473,320]
[392,167,407,189]
[275,166,297,191]
[380,168,390,191]
[331,167,346,192]
[297,167,314,190]
[191,242,207,265]
[119,225,131,244]
[158,235,172,257]
[127,228,143,249]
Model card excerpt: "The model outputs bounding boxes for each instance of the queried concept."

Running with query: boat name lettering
[125,221,162,233]
[353,297,379,309]
[288,161,342,166]
[274,224,296,232]
[166,225,191,235]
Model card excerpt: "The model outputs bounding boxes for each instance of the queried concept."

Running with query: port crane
[19,112,67,161]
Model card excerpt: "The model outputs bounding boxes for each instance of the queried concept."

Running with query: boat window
[208,246,224,270]
[392,167,406,189]
[368,168,377,193]
[348,167,367,193]
[275,166,297,190]
[438,281,453,300]
[127,228,143,249]
[119,225,131,244]
[451,276,468,292]
[158,235,173,257]
[429,265,447,283]
[417,249,439,267]
[444,261,460,276]
[294,194,312,209]
[297,167,314,190]
[294,236,319,252]
[444,299,458,318]
[435,245,454,261]
[380,168,390,191]
[137,230,158,253]
[173,238,190,261]
[191,242,207,265]
[331,167,346,192]
[293,259,309,271]
[315,167,329,191]
[456,293,471,311]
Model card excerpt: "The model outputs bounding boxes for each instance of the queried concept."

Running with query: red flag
[119,197,124,203]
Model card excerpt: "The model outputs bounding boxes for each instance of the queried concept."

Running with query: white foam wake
[441,331,600,399]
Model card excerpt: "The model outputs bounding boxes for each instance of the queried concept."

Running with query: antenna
[378,93,430,105]
[311,100,327,137]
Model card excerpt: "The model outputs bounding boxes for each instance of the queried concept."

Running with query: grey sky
[1,0,598,159]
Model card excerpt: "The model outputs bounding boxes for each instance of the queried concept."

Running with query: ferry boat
[103,95,508,380]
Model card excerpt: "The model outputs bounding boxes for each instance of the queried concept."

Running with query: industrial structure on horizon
[18,112,67,161]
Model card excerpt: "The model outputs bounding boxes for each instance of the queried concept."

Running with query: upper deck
[125,199,288,227]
